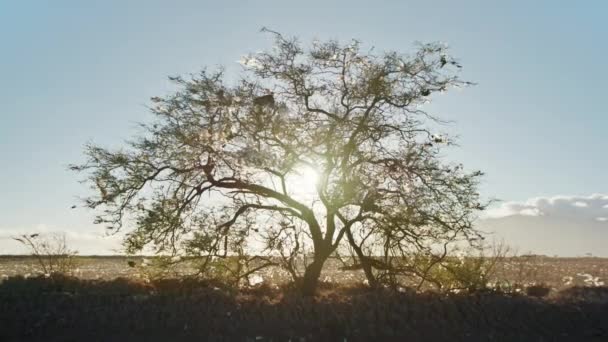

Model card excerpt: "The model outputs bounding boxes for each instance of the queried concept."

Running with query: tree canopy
[72,29,485,295]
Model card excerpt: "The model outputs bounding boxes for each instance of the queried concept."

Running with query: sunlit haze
[1,1,607,256]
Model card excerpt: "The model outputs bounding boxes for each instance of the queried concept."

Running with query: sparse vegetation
[1,272,607,342]
[413,243,507,292]
[1,254,607,340]
[11,233,79,276]
[3,253,607,292]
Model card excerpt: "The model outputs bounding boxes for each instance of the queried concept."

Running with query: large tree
[72,29,485,295]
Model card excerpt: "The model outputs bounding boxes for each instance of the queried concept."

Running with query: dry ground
[2,255,607,289]
[0,274,607,341]
[1,256,607,341]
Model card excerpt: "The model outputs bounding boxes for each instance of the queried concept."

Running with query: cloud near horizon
[479,194,608,256]
[0,224,124,255]
[2,194,607,256]
[483,194,608,222]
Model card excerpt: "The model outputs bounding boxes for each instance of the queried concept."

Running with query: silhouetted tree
[71,28,484,295]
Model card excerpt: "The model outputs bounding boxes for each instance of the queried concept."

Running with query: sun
[286,165,319,200]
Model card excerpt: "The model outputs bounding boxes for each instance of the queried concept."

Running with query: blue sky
[1,1,607,255]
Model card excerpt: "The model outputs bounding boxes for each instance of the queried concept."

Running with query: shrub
[525,284,551,298]
[12,232,79,275]
[413,242,510,293]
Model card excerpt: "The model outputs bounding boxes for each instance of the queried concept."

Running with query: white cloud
[483,194,608,221]
[479,194,608,256]
[482,203,538,219]
[519,208,541,216]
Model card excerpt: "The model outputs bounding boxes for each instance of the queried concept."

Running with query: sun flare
[286,166,319,200]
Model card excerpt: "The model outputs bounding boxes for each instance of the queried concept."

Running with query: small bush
[414,242,509,293]
[12,233,79,275]
[525,284,551,298]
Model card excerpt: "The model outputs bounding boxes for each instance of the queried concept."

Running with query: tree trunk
[300,256,326,296]
[345,228,378,288]
[359,256,378,288]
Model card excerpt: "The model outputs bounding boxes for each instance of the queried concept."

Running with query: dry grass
[1,256,608,341]
[0,274,607,341]
[3,255,607,289]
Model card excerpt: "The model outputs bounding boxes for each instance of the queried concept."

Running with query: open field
[1,256,608,341]
[2,255,608,290]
